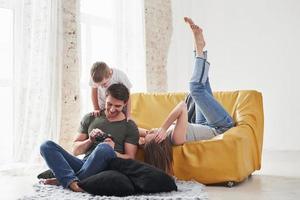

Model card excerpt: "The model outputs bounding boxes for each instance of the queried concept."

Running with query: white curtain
[13,0,62,164]
[114,0,146,93]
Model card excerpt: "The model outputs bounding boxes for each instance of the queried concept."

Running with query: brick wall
[59,0,81,151]
[144,0,172,92]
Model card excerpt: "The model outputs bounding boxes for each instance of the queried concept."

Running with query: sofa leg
[226,181,236,188]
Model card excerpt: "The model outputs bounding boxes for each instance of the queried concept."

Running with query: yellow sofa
[131,90,264,186]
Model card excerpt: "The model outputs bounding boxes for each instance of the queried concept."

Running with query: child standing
[89,61,132,119]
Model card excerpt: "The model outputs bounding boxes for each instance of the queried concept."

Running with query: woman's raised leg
[185,17,234,133]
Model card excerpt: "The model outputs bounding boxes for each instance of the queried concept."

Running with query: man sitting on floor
[40,83,139,192]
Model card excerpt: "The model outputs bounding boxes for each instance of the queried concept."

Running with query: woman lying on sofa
[139,17,235,175]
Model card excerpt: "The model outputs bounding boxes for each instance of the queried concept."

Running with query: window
[0,7,14,165]
[80,0,146,116]
[80,1,116,115]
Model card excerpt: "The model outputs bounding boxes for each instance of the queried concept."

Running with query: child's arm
[91,88,101,116]
[126,95,132,120]
[117,70,132,120]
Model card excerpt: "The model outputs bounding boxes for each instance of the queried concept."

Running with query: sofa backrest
[131,91,263,143]
[131,92,186,129]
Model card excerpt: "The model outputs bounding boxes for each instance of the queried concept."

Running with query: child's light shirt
[89,68,132,109]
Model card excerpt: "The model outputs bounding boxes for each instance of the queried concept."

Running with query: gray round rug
[19,180,208,200]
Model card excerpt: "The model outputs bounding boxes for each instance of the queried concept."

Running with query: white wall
[167,0,300,151]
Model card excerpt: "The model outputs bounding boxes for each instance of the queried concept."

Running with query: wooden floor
[1,150,300,200]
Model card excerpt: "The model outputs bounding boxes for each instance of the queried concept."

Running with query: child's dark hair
[90,61,111,83]
[105,83,130,102]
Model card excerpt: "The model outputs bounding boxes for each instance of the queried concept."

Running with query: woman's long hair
[144,138,173,175]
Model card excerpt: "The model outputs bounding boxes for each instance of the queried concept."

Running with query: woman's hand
[154,128,167,143]
[139,137,146,145]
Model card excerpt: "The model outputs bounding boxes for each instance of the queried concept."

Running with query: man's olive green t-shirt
[78,113,139,158]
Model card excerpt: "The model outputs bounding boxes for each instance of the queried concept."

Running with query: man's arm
[115,143,137,159]
[72,133,93,156]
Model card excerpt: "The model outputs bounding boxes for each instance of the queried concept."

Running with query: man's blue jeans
[40,140,116,188]
[189,53,234,134]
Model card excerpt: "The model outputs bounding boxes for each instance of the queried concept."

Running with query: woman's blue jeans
[189,53,234,134]
[40,140,116,188]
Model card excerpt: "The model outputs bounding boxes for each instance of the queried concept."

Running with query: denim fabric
[189,54,234,134]
[40,140,116,188]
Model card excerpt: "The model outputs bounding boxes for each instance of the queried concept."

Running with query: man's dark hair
[105,83,130,102]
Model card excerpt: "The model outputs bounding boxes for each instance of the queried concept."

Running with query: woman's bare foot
[42,178,59,186]
[69,181,84,192]
[184,17,205,57]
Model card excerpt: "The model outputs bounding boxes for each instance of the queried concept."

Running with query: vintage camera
[95,132,114,143]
